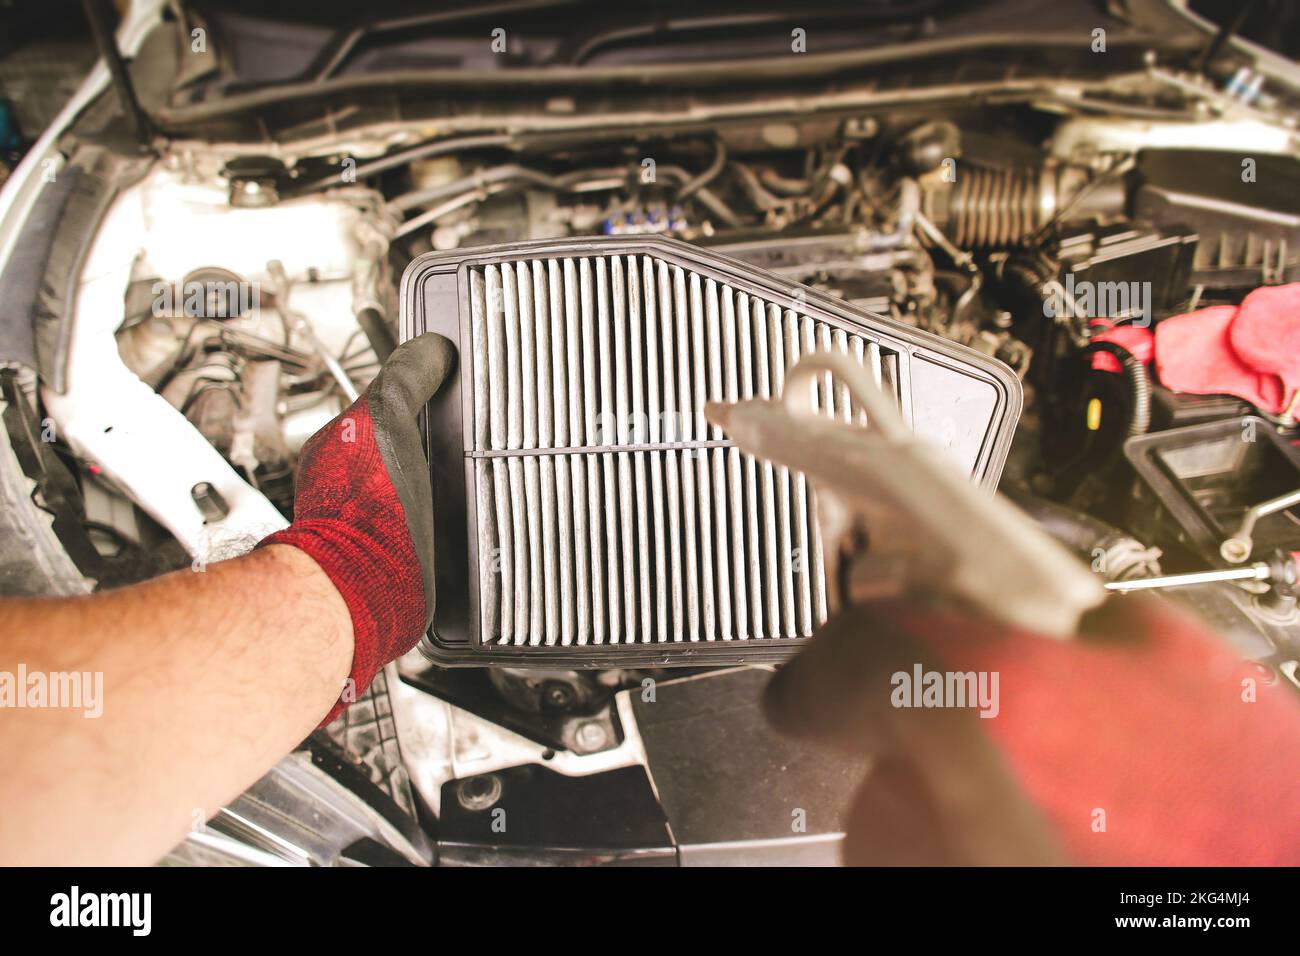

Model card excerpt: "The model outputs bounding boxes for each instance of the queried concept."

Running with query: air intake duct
[922,161,1122,248]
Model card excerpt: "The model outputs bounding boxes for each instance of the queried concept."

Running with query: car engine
[91,117,1300,571]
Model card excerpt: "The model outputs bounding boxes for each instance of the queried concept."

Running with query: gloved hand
[260,332,456,724]
[765,596,1300,865]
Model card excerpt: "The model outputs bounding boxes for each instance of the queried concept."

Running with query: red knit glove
[260,333,455,725]
[766,596,1300,865]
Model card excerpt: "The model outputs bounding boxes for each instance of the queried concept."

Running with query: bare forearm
[0,545,352,865]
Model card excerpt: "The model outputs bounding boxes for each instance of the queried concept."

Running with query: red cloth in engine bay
[1155,302,1288,414]
[1229,283,1300,414]
[1090,283,1299,416]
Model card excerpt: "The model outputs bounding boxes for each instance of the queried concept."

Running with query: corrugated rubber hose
[1083,339,1151,437]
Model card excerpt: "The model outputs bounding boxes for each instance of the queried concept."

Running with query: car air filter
[400,237,1020,667]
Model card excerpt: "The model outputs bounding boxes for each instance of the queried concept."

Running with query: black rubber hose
[658,165,742,227]
[388,164,567,214]
[1007,490,1129,556]
[1004,490,1161,581]
[357,307,396,363]
[1082,340,1151,437]
[291,134,513,196]
[676,139,727,200]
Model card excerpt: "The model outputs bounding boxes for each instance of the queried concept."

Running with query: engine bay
[72,111,1300,640]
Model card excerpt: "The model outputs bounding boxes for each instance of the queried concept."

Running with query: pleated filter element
[465,254,900,647]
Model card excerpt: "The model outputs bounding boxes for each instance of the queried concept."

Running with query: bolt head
[574,721,609,753]
[456,774,503,812]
